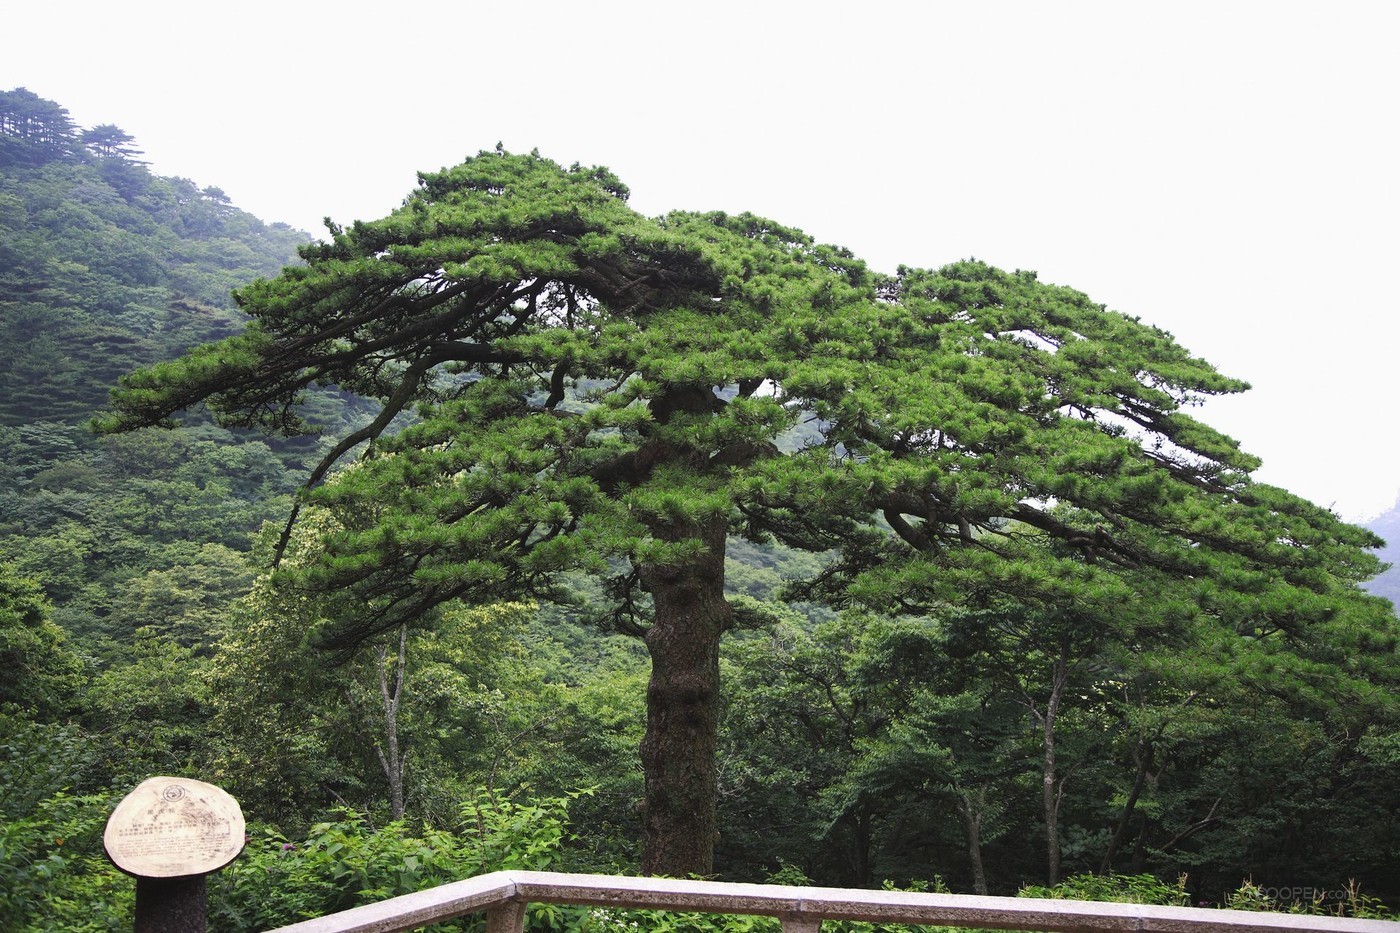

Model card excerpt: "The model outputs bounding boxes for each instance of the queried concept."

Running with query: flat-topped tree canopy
[98,148,1386,877]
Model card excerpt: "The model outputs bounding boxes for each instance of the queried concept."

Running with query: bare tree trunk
[342,624,410,821]
[845,809,874,886]
[1101,737,1154,873]
[1039,655,1069,886]
[374,625,408,821]
[953,785,989,895]
[1130,815,1150,874]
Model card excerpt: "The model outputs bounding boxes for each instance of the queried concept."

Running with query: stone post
[103,776,246,933]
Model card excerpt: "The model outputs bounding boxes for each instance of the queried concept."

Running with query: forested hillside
[0,87,352,652]
[0,89,308,425]
[3,90,1399,931]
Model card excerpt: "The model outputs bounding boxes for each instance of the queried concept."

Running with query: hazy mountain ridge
[1364,497,1400,608]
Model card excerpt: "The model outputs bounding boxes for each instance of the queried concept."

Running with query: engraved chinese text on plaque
[104,776,246,879]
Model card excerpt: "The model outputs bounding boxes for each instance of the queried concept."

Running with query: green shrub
[1018,872,1188,906]
[1225,878,1395,920]
[207,787,591,932]
[0,790,131,932]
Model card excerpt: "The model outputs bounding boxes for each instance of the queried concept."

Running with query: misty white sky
[5,1,1397,520]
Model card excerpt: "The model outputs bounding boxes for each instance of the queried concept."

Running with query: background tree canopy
[100,148,1393,878]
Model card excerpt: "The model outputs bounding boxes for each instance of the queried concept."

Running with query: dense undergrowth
[3,786,1392,932]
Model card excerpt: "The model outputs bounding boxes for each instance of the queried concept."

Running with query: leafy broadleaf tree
[0,562,82,714]
[98,149,1388,876]
[205,514,538,829]
[718,611,1030,890]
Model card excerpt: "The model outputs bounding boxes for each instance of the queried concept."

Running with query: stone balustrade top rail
[265,870,1398,933]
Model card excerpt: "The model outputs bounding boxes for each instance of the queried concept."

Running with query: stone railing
[266,870,1397,933]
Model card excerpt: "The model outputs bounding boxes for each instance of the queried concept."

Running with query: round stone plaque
[104,776,246,879]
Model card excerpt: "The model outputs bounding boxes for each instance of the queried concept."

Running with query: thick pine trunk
[638,515,730,877]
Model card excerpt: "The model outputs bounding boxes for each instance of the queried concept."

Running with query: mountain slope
[0,88,320,645]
